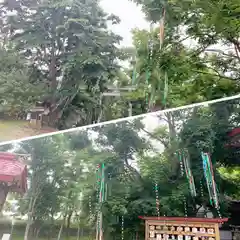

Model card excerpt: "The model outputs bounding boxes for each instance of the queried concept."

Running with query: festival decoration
[95,162,131,240]
[159,8,166,49]
[89,195,92,220]
[201,152,222,219]
[177,149,197,197]
[131,19,169,111]
[155,182,160,217]
[201,153,219,209]
[94,149,224,240]
[96,163,105,240]
[121,215,124,240]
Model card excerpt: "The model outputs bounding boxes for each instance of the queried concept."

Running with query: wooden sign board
[139,216,228,240]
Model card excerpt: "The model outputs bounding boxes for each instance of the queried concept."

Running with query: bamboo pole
[96,164,105,240]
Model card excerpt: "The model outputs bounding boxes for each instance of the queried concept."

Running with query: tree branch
[191,69,240,81]
[141,127,169,149]
[205,48,239,59]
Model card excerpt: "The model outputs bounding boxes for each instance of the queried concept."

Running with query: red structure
[225,128,240,148]
[138,216,228,223]
[0,152,28,212]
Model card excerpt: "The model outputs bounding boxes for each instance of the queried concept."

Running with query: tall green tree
[128,0,240,109]
[0,47,44,118]
[0,0,123,127]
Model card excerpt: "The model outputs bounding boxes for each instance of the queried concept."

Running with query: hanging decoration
[95,164,101,228]
[177,149,197,197]
[95,163,133,240]
[177,152,188,217]
[108,172,112,197]
[147,21,169,110]
[182,150,197,197]
[145,22,154,107]
[201,153,220,212]
[200,180,204,199]
[121,215,124,240]
[130,2,169,111]
[89,195,92,220]
[159,7,166,49]
[177,151,184,177]
[176,149,196,219]
[96,163,105,240]
[159,2,168,107]
[162,72,168,107]
[183,197,188,217]
[96,164,101,201]
[154,182,160,217]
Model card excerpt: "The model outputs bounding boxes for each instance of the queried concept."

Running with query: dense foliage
[129,0,240,109]
[0,0,240,128]
[1,98,240,240]
[0,0,126,127]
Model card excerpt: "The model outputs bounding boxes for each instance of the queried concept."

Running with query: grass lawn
[0,120,57,142]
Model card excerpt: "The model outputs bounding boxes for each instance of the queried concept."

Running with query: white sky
[100,0,149,46]
[99,0,160,132]
[100,0,229,54]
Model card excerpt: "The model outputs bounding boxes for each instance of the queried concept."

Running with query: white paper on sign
[2,234,11,240]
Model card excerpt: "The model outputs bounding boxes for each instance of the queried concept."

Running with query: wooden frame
[139,216,228,240]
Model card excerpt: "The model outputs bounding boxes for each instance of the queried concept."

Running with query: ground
[0,120,57,143]
[12,236,91,240]
[0,219,91,240]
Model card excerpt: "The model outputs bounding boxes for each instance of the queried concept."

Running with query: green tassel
[105,183,108,201]
[145,70,151,103]
[162,71,168,107]
[101,163,105,202]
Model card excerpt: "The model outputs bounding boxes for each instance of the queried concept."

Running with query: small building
[27,102,50,129]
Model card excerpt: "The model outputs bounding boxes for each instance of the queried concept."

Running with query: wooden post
[145,220,149,240]
[96,86,136,123]
[99,212,103,240]
[128,102,132,117]
[95,217,99,240]
[96,165,105,240]
[214,223,221,240]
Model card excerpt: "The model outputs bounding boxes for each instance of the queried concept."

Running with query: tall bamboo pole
[96,163,105,240]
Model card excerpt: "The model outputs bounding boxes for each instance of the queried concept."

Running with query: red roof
[138,216,228,223]
[228,128,240,137]
[0,152,27,193]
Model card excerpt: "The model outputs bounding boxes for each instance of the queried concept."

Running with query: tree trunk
[0,184,9,213]
[24,219,32,240]
[49,55,57,90]
[35,227,41,240]
[24,194,38,240]
[165,112,177,144]
[136,231,138,240]
[57,216,66,240]
[66,211,73,239]
[76,224,80,240]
